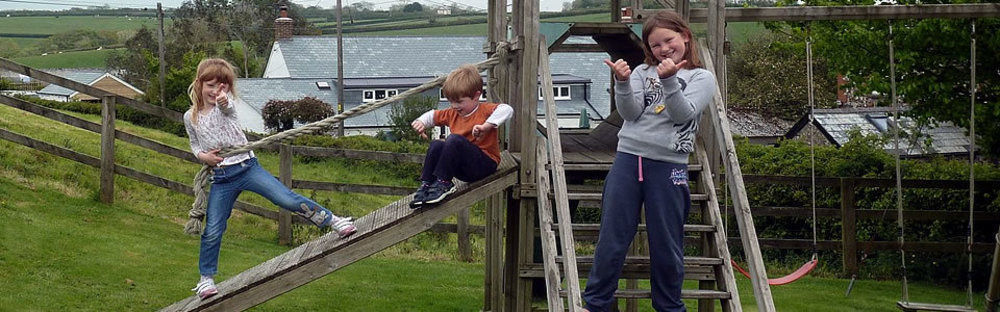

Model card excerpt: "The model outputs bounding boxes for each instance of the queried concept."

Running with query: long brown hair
[641,10,701,69]
[187,58,237,124]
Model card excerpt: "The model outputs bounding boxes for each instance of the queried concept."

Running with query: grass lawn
[0,15,166,36]
[0,102,986,310]
[11,48,117,69]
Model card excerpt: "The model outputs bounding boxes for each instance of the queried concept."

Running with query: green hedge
[734,130,1000,287]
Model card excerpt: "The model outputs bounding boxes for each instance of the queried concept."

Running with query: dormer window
[316,81,331,89]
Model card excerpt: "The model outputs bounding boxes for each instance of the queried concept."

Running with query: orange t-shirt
[433,102,501,164]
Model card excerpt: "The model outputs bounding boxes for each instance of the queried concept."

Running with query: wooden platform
[160,153,518,312]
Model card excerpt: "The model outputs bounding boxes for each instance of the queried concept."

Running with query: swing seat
[896,301,975,312]
[730,258,818,286]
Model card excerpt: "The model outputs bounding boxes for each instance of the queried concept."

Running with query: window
[439,86,488,102]
[362,89,398,103]
[538,85,571,100]
[315,81,331,89]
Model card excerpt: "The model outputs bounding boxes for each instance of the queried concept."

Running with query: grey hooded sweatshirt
[614,64,717,164]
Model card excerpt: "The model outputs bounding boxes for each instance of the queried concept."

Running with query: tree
[727,33,838,120]
[388,96,438,141]
[769,0,1000,159]
[403,2,424,12]
[262,97,335,133]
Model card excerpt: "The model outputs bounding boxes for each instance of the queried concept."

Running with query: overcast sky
[0,0,568,13]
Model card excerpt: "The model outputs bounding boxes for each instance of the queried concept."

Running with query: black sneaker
[409,182,432,208]
[423,179,456,205]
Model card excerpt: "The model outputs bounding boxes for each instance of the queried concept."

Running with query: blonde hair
[187,58,237,124]
[641,10,701,69]
[442,64,483,102]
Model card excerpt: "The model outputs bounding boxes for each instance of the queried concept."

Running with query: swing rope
[183,44,510,235]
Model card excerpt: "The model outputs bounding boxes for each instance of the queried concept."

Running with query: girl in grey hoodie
[582,10,717,312]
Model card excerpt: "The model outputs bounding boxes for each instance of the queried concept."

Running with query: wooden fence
[737,174,1000,275]
[0,58,481,261]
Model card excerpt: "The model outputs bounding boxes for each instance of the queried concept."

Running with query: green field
[0,100,989,311]
[0,15,166,35]
[11,48,117,68]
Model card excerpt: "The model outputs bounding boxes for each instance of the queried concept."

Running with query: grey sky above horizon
[0,0,569,13]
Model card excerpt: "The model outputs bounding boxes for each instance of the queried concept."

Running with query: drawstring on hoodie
[638,156,644,182]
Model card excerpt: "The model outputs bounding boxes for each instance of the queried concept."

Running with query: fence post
[841,177,858,276]
[278,144,293,245]
[458,207,472,262]
[99,95,116,204]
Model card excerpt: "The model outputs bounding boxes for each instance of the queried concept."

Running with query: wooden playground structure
[2,0,1000,311]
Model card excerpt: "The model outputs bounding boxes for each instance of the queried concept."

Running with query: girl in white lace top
[183,58,357,300]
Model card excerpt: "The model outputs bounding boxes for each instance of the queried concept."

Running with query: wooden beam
[290,145,423,163]
[549,44,608,53]
[99,95,116,203]
[0,128,291,223]
[0,94,200,163]
[635,3,1000,23]
[0,57,184,122]
[291,180,415,195]
[278,144,293,246]
[160,154,518,312]
[697,41,776,312]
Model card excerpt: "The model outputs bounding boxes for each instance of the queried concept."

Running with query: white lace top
[183,95,254,167]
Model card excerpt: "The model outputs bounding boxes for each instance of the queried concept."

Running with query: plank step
[552,223,715,233]
[897,301,975,312]
[560,192,708,202]
[559,289,731,300]
[520,263,718,281]
[552,163,703,172]
[556,256,724,266]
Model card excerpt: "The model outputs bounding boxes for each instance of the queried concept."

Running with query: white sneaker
[330,216,357,237]
[192,279,218,300]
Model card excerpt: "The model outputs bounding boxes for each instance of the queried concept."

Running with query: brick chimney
[836,74,848,105]
[274,5,293,41]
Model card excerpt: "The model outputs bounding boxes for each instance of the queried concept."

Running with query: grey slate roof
[787,107,972,156]
[267,36,613,118]
[36,69,106,97]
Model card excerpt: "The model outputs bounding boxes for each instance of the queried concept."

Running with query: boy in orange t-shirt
[409,64,513,208]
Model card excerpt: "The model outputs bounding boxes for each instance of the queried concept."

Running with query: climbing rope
[184,43,510,235]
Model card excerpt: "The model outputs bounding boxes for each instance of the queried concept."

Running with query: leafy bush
[261,97,335,133]
[733,130,1000,287]
[388,95,438,142]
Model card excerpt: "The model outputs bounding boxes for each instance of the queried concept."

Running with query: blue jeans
[583,152,691,312]
[198,157,333,276]
[420,134,498,183]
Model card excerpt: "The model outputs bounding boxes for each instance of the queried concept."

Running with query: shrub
[262,97,334,133]
[388,95,438,142]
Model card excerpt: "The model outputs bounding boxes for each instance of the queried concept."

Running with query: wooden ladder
[534,38,584,311]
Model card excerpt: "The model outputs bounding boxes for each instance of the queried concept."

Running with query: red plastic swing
[730,256,818,286]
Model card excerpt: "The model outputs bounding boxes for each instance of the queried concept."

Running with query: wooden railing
[737,174,1000,275]
[0,57,480,261]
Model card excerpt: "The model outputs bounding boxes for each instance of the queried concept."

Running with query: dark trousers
[420,134,498,183]
[583,152,691,312]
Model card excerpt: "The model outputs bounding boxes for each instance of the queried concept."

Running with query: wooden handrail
[697,41,776,311]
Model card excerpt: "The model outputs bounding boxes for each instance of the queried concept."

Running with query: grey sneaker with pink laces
[328,216,357,237]
[192,278,218,300]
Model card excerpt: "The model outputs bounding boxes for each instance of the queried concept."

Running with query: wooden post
[841,178,858,276]
[485,0,507,309]
[484,194,505,311]
[278,144,293,246]
[986,226,1000,312]
[336,0,345,137]
[510,0,541,309]
[157,2,166,107]
[99,95,116,203]
[457,208,471,262]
